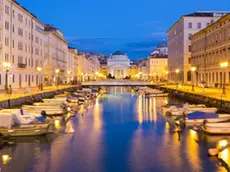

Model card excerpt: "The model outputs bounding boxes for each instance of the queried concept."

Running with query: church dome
[112,51,125,56]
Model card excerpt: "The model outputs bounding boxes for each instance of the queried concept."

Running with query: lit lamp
[3,62,11,93]
[175,69,180,88]
[191,67,197,92]
[55,69,60,88]
[36,67,43,91]
[220,62,228,96]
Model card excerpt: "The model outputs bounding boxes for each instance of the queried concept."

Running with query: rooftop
[149,55,168,59]
[112,51,126,56]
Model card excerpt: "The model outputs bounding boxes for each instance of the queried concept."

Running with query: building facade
[191,14,230,87]
[44,24,68,85]
[0,0,44,89]
[107,51,130,79]
[67,47,78,83]
[146,55,168,81]
[167,11,229,83]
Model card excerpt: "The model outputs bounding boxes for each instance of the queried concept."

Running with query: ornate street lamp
[220,62,228,96]
[175,69,180,88]
[191,67,197,92]
[3,62,11,93]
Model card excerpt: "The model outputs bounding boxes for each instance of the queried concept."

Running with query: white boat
[22,108,65,116]
[43,98,66,103]
[202,122,230,134]
[146,93,168,97]
[33,102,63,106]
[22,105,62,110]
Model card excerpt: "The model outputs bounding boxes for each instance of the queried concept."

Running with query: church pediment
[108,64,130,68]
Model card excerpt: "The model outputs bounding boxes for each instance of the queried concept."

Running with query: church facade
[107,51,131,79]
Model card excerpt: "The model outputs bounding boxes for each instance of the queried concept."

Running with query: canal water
[0,87,230,172]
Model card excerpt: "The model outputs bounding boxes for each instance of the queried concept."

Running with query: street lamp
[55,69,60,88]
[175,69,180,88]
[220,62,228,96]
[3,62,11,93]
[191,67,197,91]
[36,67,43,91]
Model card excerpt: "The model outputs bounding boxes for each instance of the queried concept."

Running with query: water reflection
[0,87,225,171]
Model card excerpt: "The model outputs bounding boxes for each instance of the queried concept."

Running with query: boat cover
[188,111,218,119]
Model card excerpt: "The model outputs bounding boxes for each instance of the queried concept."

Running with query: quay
[0,85,79,108]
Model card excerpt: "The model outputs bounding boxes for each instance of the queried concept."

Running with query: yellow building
[191,14,230,87]
[146,55,168,81]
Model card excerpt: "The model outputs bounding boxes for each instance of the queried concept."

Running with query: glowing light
[219,140,228,147]
[54,120,61,130]
[191,67,197,72]
[55,69,60,74]
[220,62,229,68]
[2,155,11,164]
[36,67,42,72]
[175,69,180,73]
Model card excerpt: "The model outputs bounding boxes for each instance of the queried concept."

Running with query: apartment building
[0,0,44,89]
[191,13,230,87]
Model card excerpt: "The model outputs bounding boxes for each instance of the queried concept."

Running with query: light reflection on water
[0,87,230,171]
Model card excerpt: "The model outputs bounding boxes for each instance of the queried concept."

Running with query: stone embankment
[154,86,230,113]
[0,86,79,108]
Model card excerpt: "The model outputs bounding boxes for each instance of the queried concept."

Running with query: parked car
[198,81,208,88]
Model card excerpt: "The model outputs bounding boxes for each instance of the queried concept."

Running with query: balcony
[18,63,27,69]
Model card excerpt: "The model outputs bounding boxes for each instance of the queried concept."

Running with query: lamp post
[67,71,71,84]
[3,62,11,93]
[36,67,42,91]
[175,69,180,88]
[220,62,228,96]
[55,69,60,88]
[191,67,197,92]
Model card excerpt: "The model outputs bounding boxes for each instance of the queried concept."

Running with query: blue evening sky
[18,0,230,60]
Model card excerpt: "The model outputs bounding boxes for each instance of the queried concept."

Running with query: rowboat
[23,108,65,116]
[23,105,62,110]
[0,123,52,137]
[202,122,230,134]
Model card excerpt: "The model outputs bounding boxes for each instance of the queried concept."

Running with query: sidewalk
[162,84,230,101]
[0,85,75,101]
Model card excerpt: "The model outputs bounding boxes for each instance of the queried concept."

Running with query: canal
[0,87,229,172]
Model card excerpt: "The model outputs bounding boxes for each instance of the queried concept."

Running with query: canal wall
[0,86,79,108]
[151,86,230,113]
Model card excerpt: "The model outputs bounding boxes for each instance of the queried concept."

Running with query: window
[13,25,14,33]
[12,74,15,83]
[188,45,192,52]
[188,34,192,40]
[25,45,27,52]
[188,22,192,29]
[5,5,9,15]
[5,37,9,46]
[18,13,23,23]
[18,27,23,36]
[5,21,9,30]
[12,55,14,64]
[35,36,39,44]
[35,48,39,55]
[12,40,14,48]
[18,42,23,50]
[197,22,201,29]
[25,75,27,82]
[12,10,14,17]
[216,72,218,82]
[5,54,9,61]
[36,25,44,34]
[18,56,23,63]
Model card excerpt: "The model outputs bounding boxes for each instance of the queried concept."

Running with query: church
[107,51,131,79]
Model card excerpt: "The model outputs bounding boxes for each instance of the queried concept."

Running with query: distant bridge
[82,80,156,86]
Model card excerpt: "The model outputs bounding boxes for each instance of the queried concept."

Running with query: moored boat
[202,122,230,135]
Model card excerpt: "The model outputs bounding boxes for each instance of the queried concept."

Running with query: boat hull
[186,116,230,125]
[0,124,52,137]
